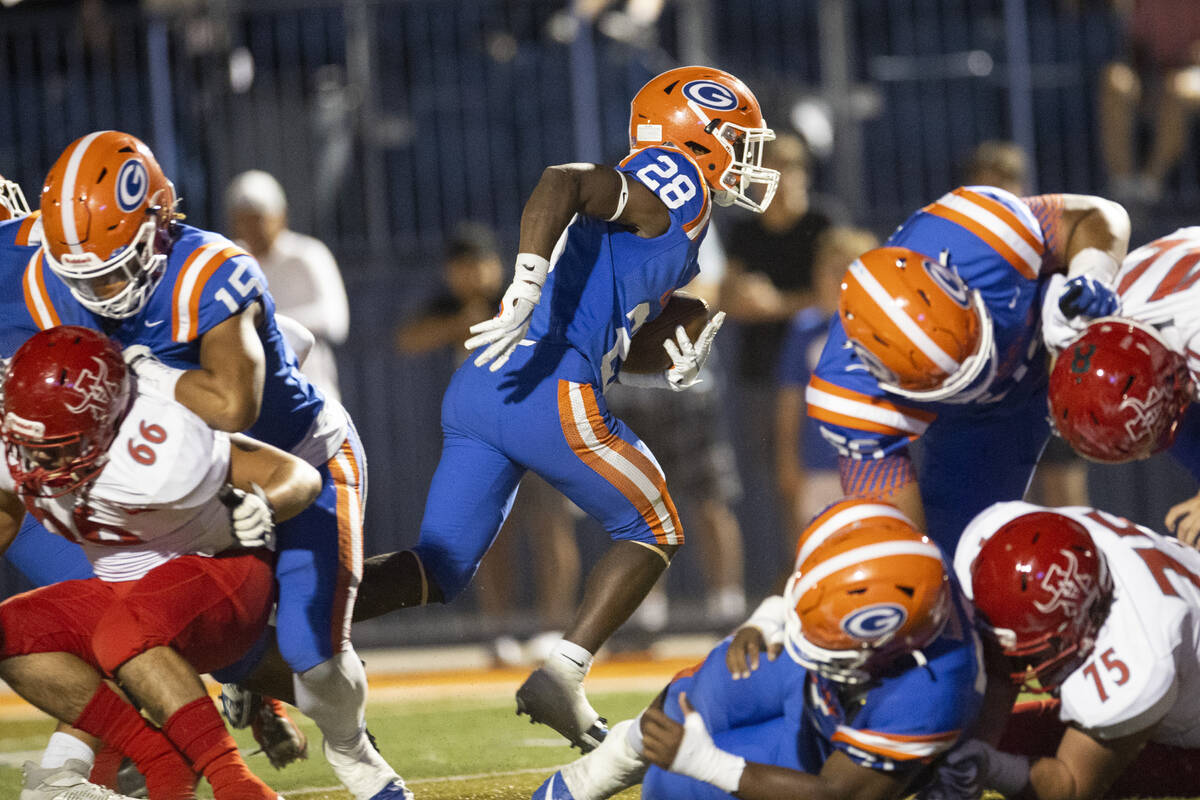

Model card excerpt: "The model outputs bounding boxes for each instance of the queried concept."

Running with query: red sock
[163,697,276,800]
[73,684,198,800]
[89,742,123,789]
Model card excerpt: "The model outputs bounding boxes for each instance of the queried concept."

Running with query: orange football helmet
[40,131,178,319]
[840,246,996,402]
[629,65,779,213]
[784,497,951,683]
[0,173,30,222]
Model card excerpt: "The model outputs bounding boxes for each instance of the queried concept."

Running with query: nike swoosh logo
[564,656,585,668]
[144,319,164,327]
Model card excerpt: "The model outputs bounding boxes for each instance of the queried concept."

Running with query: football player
[805,189,1129,552]
[0,326,321,800]
[530,498,984,800]
[1045,228,1200,543]
[347,65,779,752]
[23,130,410,800]
[918,501,1200,800]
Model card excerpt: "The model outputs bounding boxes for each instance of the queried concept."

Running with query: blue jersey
[805,187,1061,461]
[802,588,984,771]
[0,217,44,357]
[21,224,326,454]
[525,146,710,387]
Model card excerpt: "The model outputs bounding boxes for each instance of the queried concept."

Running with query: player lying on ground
[0,326,321,800]
[918,501,1200,800]
[529,497,984,800]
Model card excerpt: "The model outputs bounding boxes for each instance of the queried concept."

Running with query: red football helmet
[0,173,30,222]
[629,66,779,213]
[970,511,1112,692]
[1048,318,1191,463]
[783,498,951,684]
[2,326,131,497]
[40,131,178,319]
[839,246,996,402]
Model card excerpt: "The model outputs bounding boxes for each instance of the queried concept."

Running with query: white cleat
[220,682,256,729]
[322,736,414,800]
[20,759,141,800]
[516,667,608,752]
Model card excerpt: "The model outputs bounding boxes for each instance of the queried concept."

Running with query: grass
[0,688,655,799]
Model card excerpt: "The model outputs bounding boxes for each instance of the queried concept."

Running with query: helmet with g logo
[40,131,178,319]
[628,65,779,213]
[783,498,952,683]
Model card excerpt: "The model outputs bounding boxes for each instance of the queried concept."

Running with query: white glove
[122,344,184,399]
[464,253,550,372]
[664,311,725,392]
[219,482,276,550]
[668,693,746,793]
[917,739,1029,800]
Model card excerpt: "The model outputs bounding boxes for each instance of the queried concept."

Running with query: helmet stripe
[794,540,943,597]
[796,503,914,567]
[58,130,106,255]
[848,260,961,374]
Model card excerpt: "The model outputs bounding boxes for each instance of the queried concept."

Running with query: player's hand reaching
[1166,491,1200,548]
[917,739,1029,800]
[219,482,276,550]
[726,594,787,679]
[121,344,184,399]
[464,253,550,372]
[664,311,725,392]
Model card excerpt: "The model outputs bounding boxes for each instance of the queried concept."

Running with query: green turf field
[0,689,655,799]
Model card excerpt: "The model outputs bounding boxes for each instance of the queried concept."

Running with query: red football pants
[1000,699,1200,798]
[0,550,274,675]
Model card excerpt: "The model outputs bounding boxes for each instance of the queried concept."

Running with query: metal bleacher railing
[1,1,1196,638]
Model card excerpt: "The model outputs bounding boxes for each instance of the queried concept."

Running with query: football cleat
[323,736,413,800]
[251,697,309,770]
[219,682,256,729]
[516,667,608,753]
[20,759,141,800]
[533,719,647,800]
[532,771,579,800]
[115,759,147,799]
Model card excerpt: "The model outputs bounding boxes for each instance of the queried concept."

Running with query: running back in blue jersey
[526,146,711,387]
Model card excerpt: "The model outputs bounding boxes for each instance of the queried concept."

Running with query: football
[622,292,710,374]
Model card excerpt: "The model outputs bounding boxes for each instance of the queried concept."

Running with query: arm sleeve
[1021,194,1069,276]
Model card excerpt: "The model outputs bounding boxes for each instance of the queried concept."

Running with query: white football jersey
[1,387,234,582]
[1114,227,1200,385]
[956,501,1200,746]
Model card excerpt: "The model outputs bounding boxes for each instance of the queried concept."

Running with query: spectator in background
[959,140,1089,507]
[1098,0,1200,206]
[394,223,581,664]
[605,229,746,630]
[225,169,350,400]
[722,132,843,553]
[774,226,879,559]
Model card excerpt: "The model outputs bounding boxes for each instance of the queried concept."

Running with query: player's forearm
[257,459,321,523]
[1026,757,1079,800]
[176,368,263,432]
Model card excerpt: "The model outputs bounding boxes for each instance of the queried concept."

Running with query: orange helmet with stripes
[629,66,779,213]
[0,174,30,222]
[784,497,952,683]
[40,131,178,319]
[840,246,997,403]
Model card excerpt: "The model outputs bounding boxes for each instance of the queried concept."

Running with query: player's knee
[411,544,472,603]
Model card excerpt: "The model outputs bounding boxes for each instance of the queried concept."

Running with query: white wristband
[671,713,746,793]
[134,359,185,400]
[1067,247,1119,279]
[514,253,551,288]
[743,594,788,637]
